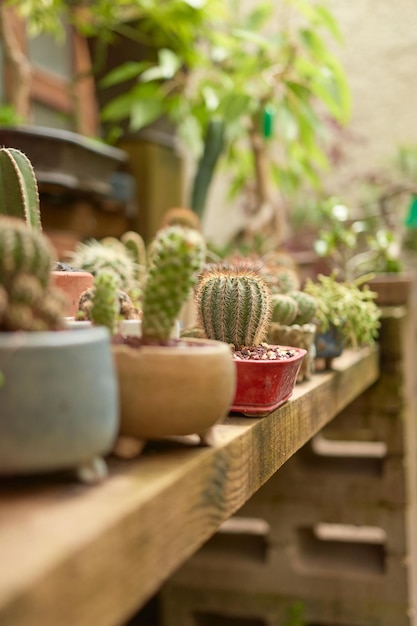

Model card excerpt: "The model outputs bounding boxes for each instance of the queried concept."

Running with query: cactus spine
[0,216,65,331]
[141,226,206,342]
[0,148,42,230]
[270,293,298,325]
[195,265,272,349]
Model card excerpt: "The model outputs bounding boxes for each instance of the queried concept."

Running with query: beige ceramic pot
[112,338,236,444]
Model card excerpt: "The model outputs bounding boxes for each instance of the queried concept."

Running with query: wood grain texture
[0,346,379,626]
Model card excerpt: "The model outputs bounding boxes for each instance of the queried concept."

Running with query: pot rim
[112,336,233,357]
[0,326,110,348]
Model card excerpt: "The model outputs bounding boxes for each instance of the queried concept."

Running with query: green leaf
[219,93,251,123]
[130,99,165,130]
[315,5,343,42]
[232,28,273,51]
[101,93,137,122]
[141,49,182,82]
[244,3,273,30]
[100,61,152,88]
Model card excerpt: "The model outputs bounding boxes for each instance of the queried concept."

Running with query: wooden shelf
[0,346,379,626]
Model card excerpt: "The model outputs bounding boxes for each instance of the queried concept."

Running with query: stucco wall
[201,0,417,245]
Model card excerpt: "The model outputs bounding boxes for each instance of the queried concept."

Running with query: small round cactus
[270,293,299,325]
[0,216,66,331]
[261,264,301,294]
[289,290,318,325]
[141,226,206,343]
[70,239,138,292]
[0,216,53,287]
[195,264,272,350]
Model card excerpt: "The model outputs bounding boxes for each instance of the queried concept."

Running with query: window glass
[28,26,72,79]
[32,101,73,130]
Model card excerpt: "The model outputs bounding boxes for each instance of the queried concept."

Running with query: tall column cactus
[0,148,42,230]
[195,265,272,349]
[141,226,206,343]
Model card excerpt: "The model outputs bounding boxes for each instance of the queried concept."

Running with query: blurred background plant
[311,143,417,279]
[6,0,351,253]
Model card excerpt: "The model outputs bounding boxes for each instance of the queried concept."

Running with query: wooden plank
[0,346,379,626]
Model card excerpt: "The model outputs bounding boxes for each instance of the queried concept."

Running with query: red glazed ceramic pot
[231,346,307,417]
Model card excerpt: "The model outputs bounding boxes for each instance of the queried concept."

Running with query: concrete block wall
[160,307,417,626]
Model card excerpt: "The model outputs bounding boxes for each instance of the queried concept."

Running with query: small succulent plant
[195,264,272,350]
[0,216,66,331]
[141,225,206,343]
[304,272,381,348]
[0,147,42,230]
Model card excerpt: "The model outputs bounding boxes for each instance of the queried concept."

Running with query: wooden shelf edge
[0,345,379,626]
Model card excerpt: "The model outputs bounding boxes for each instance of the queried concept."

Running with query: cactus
[0,216,66,331]
[271,293,299,325]
[0,216,53,287]
[195,265,272,349]
[260,264,301,294]
[70,239,138,292]
[141,226,206,343]
[89,271,120,334]
[160,207,202,232]
[0,148,42,230]
[121,230,147,267]
[289,290,318,325]
[77,280,139,326]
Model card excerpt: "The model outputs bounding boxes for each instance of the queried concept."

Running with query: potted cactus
[0,216,119,481]
[195,265,306,416]
[91,225,237,446]
[267,290,318,382]
[0,146,94,315]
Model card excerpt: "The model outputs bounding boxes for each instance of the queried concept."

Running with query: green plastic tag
[404,195,417,228]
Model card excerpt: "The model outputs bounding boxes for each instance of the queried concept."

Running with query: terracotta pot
[231,346,307,417]
[366,270,415,306]
[0,327,119,478]
[51,269,94,316]
[112,338,236,443]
